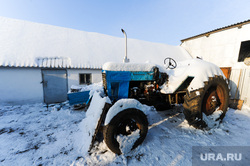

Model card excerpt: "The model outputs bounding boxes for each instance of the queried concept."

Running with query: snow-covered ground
[1,102,250,166]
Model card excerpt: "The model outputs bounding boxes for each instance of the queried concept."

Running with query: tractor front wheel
[103,108,148,154]
[183,76,229,128]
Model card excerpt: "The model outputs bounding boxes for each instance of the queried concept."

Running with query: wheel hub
[118,119,139,136]
[205,91,218,114]
[203,86,224,116]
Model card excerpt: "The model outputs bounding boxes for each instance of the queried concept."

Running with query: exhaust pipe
[121,29,130,63]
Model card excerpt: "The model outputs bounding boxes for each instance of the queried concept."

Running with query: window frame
[238,40,250,62]
[79,73,92,85]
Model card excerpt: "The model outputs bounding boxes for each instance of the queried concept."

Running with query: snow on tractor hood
[102,62,166,72]
[160,58,226,93]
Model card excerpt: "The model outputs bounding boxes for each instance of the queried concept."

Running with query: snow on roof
[0,16,192,69]
[181,19,250,42]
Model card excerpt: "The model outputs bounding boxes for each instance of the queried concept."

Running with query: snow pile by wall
[0,16,191,69]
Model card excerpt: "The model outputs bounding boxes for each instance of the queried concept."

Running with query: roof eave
[181,19,250,43]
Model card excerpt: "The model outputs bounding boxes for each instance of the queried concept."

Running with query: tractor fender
[161,59,226,94]
[104,99,151,125]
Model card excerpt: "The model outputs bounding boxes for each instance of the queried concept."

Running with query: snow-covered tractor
[82,57,229,155]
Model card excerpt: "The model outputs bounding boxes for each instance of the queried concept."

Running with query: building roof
[0,17,191,69]
[181,19,250,43]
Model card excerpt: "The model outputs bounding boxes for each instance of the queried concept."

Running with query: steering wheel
[164,57,177,69]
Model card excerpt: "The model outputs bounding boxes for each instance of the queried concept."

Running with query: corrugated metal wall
[229,68,250,107]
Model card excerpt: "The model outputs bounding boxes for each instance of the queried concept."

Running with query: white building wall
[67,69,102,90]
[181,24,250,67]
[181,23,250,107]
[0,68,43,105]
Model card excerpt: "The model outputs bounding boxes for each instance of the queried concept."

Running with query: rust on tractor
[203,84,226,116]
[205,90,218,115]
[136,122,142,130]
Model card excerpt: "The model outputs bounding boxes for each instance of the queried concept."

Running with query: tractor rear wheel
[103,108,148,154]
[183,76,229,128]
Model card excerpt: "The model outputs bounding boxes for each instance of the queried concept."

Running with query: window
[79,73,92,85]
[238,40,250,62]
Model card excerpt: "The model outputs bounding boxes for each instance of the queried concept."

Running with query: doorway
[41,69,68,104]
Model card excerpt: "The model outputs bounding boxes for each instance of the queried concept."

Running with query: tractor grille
[102,73,107,92]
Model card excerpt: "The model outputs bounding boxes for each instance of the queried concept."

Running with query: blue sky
[0,0,250,45]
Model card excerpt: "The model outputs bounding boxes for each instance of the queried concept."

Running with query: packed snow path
[1,103,250,165]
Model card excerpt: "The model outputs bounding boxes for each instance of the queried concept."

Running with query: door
[220,67,231,80]
[42,69,68,104]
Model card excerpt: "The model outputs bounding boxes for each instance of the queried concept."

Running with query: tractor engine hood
[160,59,226,94]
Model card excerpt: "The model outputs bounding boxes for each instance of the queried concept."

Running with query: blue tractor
[86,58,229,155]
